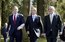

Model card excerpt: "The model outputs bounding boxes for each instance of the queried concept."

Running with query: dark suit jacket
[1,26,7,37]
[60,26,65,41]
[7,13,25,36]
[25,15,43,37]
[44,14,62,38]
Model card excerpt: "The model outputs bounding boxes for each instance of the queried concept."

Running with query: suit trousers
[10,30,22,42]
[46,31,57,42]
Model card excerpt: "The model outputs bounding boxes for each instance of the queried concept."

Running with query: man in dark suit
[25,6,43,42]
[7,6,25,42]
[1,23,8,42]
[44,6,62,42]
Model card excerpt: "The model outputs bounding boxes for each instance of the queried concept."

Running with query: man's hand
[6,32,9,37]
[6,32,8,35]
[17,27,22,30]
[59,32,62,35]
[41,33,44,36]
[43,33,46,37]
[27,31,29,34]
[17,24,25,30]
[41,33,46,37]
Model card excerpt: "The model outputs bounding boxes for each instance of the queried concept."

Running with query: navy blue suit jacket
[44,14,62,37]
[25,15,43,37]
[7,14,25,36]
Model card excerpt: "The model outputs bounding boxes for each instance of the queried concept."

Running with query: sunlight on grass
[1,39,4,42]
[38,37,47,42]
[0,37,47,42]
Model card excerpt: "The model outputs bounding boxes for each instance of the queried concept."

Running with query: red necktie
[14,15,16,25]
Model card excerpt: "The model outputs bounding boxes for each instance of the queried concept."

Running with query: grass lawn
[38,37,47,42]
[0,37,47,42]
[0,28,47,42]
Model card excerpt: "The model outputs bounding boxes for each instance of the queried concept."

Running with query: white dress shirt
[49,12,56,31]
[13,13,18,21]
[32,14,37,21]
[49,12,56,24]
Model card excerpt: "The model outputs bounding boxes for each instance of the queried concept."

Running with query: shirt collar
[32,14,37,16]
[13,13,18,16]
[50,12,56,16]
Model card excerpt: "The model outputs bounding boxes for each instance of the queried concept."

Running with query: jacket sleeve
[7,16,10,32]
[57,15,62,32]
[39,16,44,34]
[20,14,25,24]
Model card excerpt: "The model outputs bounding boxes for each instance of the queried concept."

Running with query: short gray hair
[49,6,55,11]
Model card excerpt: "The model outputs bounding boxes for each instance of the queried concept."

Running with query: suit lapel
[16,14,19,25]
[48,15,51,25]
[30,16,34,22]
[52,15,56,25]
[48,14,56,25]
[11,15,14,23]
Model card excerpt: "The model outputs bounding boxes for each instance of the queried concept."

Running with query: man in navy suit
[25,6,43,42]
[7,6,25,42]
[44,6,62,42]
[1,23,8,42]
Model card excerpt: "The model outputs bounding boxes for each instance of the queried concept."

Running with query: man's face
[12,6,18,14]
[31,8,37,15]
[48,7,53,14]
